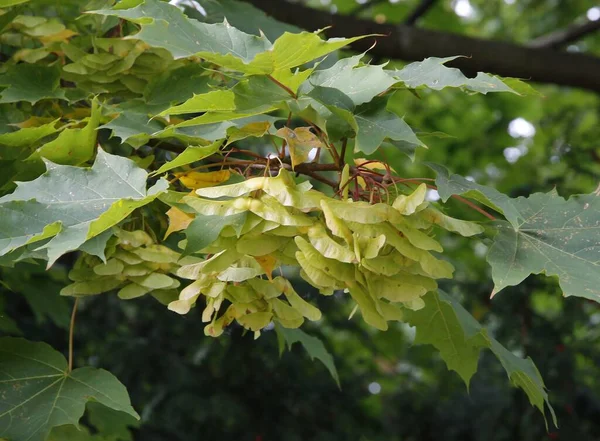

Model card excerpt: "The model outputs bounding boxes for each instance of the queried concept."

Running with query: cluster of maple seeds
[61,229,181,303]
[164,169,483,335]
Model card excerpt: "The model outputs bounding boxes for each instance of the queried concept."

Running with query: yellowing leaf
[176,170,231,190]
[39,28,77,44]
[276,126,322,169]
[164,207,194,239]
[226,121,271,145]
[254,254,277,280]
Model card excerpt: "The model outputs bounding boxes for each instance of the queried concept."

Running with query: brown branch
[404,0,437,25]
[528,19,600,50]
[245,0,600,93]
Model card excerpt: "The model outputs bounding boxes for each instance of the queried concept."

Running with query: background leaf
[0,337,138,441]
[276,324,340,387]
[487,192,600,301]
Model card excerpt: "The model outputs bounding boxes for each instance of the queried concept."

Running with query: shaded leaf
[275,324,340,387]
[184,212,247,255]
[404,291,555,424]
[0,64,65,104]
[101,111,163,148]
[354,98,424,155]
[144,64,211,107]
[0,337,138,441]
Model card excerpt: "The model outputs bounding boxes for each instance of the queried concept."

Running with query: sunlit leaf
[391,56,519,94]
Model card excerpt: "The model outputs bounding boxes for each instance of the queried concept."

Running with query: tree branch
[244,0,600,93]
[527,19,600,49]
[404,0,437,25]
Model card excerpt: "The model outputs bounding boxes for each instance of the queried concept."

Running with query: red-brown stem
[450,194,497,220]
[267,75,297,98]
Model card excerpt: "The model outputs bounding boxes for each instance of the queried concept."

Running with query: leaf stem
[267,75,297,98]
[450,194,497,220]
[68,298,79,373]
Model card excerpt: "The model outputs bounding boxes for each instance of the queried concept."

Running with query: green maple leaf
[100,111,164,148]
[403,291,488,384]
[354,98,424,155]
[0,148,167,265]
[90,0,364,75]
[0,64,66,104]
[430,164,600,301]
[487,191,600,301]
[0,337,139,441]
[391,56,520,94]
[90,0,272,71]
[404,291,555,425]
[301,54,397,106]
[184,212,248,256]
[144,64,212,108]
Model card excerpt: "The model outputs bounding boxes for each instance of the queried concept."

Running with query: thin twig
[68,298,79,373]
[528,19,600,49]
